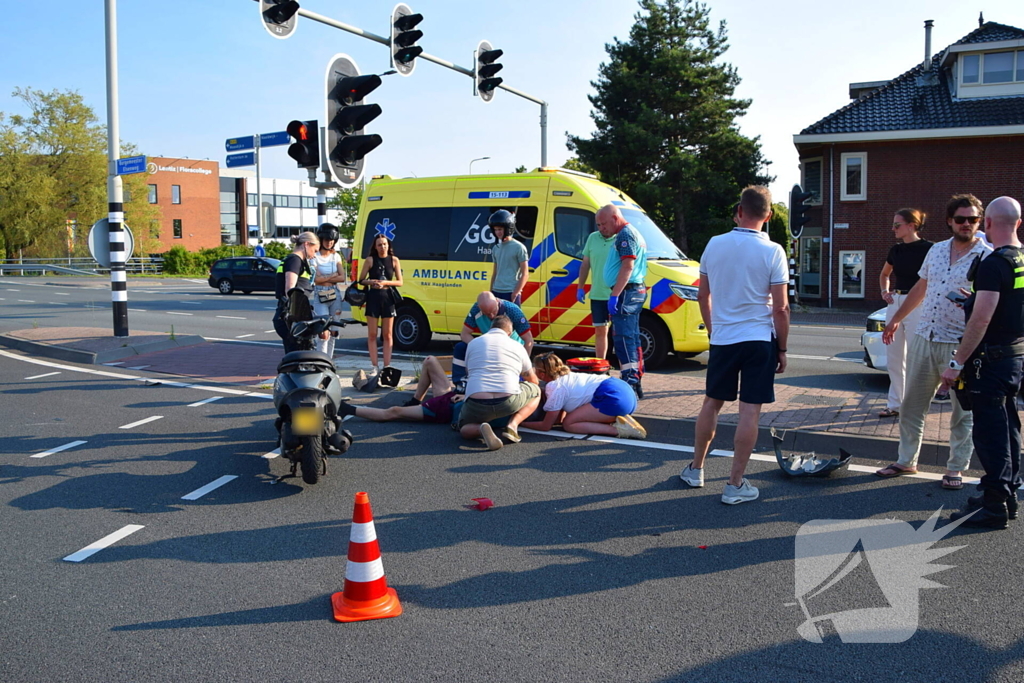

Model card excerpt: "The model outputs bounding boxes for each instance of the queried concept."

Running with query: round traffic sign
[88,219,135,268]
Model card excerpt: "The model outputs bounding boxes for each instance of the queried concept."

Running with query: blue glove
[576,288,586,304]
[608,295,620,316]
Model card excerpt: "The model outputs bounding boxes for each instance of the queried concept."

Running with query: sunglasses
[952,215,981,225]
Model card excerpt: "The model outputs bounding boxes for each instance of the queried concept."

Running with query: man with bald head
[597,203,648,398]
[941,196,1024,529]
[452,291,534,386]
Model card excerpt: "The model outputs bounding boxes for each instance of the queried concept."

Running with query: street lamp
[469,156,490,174]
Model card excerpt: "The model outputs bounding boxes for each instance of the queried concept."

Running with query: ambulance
[348,168,708,369]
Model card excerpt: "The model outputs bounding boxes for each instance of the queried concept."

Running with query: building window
[148,185,158,204]
[959,51,1024,96]
[275,194,288,208]
[173,219,182,239]
[801,158,823,205]
[962,54,980,83]
[984,51,1015,83]
[302,196,315,209]
[838,250,865,299]
[247,193,257,206]
[287,195,301,208]
[172,185,181,204]
[840,152,866,201]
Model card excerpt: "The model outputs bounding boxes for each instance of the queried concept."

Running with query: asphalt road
[1,349,1022,682]
[0,276,888,395]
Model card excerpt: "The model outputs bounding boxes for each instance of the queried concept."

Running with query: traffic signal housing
[260,0,299,39]
[390,3,424,77]
[325,54,383,187]
[474,40,503,103]
[286,120,320,169]
[789,184,815,239]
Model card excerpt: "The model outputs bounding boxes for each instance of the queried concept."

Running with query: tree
[325,182,363,242]
[513,165,528,173]
[561,157,599,178]
[567,0,772,256]
[768,201,790,251]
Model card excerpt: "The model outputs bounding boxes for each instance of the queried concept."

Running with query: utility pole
[105,0,129,337]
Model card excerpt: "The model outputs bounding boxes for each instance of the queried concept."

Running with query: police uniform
[953,246,1024,526]
[273,254,312,353]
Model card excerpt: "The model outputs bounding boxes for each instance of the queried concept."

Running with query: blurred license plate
[292,409,322,435]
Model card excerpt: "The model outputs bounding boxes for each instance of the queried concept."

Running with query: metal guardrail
[0,257,164,276]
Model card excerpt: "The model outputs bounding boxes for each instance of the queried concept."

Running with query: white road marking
[263,307,277,310]
[50,302,68,305]
[6,288,20,291]
[102,361,125,366]
[128,308,148,312]
[264,330,276,334]
[188,396,224,407]
[126,365,151,370]
[177,301,202,305]
[63,525,145,562]
[206,337,279,346]
[25,371,61,379]
[262,448,280,459]
[54,292,69,296]
[17,299,35,303]
[788,354,861,363]
[217,315,246,320]
[166,311,193,316]
[236,334,255,338]
[181,475,238,500]
[31,440,87,459]
[184,279,207,284]
[119,415,164,430]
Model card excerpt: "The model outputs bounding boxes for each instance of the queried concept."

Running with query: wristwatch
[949,359,965,372]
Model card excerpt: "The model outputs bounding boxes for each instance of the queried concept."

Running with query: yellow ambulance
[348,168,708,369]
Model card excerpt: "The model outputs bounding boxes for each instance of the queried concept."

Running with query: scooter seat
[278,350,335,373]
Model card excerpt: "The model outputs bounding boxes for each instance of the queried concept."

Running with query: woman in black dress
[356,234,403,375]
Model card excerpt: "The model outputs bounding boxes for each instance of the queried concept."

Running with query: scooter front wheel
[299,436,324,485]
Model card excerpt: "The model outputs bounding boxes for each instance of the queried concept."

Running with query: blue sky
[1,1,1019,206]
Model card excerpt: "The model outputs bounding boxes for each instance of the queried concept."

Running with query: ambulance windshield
[620,208,689,261]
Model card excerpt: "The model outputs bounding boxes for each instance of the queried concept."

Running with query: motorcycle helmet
[488,209,516,237]
[344,283,367,308]
[317,223,340,245]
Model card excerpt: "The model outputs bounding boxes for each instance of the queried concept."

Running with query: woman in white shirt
[310,224,346,357]
[522,353,646,439]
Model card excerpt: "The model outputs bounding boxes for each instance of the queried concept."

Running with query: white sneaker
[368,366,379,377]
[480,423,503,451]
[679,464,704,488]
[721,479,759,505]
[615,415,647,440]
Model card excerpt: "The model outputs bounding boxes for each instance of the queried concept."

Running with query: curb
[0,333,207,365]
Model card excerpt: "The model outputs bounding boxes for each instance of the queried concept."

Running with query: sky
[1,1,1019,206]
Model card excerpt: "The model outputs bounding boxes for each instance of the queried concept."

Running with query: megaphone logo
[790,509,973,643]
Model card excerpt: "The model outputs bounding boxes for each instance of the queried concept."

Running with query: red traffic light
[287,120,310,141]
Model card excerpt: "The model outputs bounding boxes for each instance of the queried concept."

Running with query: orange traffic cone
[332,491,403,623]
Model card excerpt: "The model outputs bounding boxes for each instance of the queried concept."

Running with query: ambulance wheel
[394,304,432,351]
[639,312,670,371]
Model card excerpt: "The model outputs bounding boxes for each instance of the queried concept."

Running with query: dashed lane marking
[54,292,69,296]
[236,334,255,338]
[188,396,224,407]
[17,300,35,303]
[128,308,148,312]
[119,416,164,430]
[262,448,280,459]
[166,311,193,316]
[31,440,87,459]
[217,315,246,320]
[181,475,238,501]
[25,371,61,379]
[126,365,150,370]
[63,525,145,562]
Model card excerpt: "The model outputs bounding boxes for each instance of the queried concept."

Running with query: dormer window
[956,48,1024,97]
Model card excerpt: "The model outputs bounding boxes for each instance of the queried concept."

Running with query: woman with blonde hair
[272,230,319,353]
[522,353,647,439]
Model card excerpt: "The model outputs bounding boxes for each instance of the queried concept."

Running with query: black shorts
[366,289,396,319]
[705,340,777,404]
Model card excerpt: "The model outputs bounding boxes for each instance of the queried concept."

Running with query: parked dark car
[208,257,280,295]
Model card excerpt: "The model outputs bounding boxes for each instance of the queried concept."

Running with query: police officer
[273,231,319,354]
[941,197,1024,529]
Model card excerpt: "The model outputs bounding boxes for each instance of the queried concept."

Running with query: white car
[861,308,887,371]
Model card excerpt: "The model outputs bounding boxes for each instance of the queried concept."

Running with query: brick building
[792,20,1024,308]
[144,157,221,251]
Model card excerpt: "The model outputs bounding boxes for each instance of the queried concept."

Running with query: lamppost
[469,156,490,174]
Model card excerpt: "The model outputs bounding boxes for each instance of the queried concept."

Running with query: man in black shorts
[678,187,790,505]
[339,356,461,425]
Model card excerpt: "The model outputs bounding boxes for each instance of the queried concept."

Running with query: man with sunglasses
[878,194,992,488]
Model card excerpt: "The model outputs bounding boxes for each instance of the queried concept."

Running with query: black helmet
[317,223,340,244]
[488,209,516,235]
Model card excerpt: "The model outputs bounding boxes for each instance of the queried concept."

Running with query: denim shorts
[590,299,609,327]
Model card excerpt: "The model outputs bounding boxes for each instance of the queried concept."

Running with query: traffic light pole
[104,0,129,338]
[255,135,264,241]
[292,5,549,166]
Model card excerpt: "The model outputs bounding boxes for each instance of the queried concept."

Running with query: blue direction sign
[115,155,147,175]
[260,130,290,147]
[226,151,256,168]
[225,135,255,152]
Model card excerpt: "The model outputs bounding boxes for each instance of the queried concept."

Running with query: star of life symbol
[375,218,396,240]
[789,508,974,643]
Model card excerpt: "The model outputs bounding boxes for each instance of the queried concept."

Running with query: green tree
[514,165,528,173]
[0,122,63,258]
[768,201,790,251]
[567,0,771,256]
[561,157,599,178]
[325,182,364,241]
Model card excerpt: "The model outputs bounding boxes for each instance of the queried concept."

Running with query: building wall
[797,135,1024,308]
[146,157,221,251]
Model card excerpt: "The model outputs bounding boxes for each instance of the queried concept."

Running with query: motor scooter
[273,312,354,485]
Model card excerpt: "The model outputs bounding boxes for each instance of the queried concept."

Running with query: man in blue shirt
[599,203,647,397]
[253,239,266,258]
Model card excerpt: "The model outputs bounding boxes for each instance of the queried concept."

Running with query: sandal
[941,474,964,490]
[875,464,918,477]
[878,408,899,418]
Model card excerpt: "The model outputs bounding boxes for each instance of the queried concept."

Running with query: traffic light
[325,54,383,187]
[260,0,299,39]
[474,40,503,103]
[286,120,320,169]
[789,184,815,239]
[390,3,424,77]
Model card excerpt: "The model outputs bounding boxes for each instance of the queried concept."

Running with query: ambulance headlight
[669,283,699,301]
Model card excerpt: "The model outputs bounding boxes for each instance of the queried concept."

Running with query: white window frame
[800,157,823,206]
[838,249,866,299]
[840,152,867,201]
[956,50,1024,98]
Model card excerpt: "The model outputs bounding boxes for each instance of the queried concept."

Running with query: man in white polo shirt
[679,186,790,505]
[458,315,541,450]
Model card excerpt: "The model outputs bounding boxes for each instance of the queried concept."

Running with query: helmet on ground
[488,209,516,235]
[317,223,340,244]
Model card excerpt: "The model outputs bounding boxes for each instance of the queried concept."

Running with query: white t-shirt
[699,228,788,345]
[311,252,342,287]
[543,372,607,413]
[464,328,532,396]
